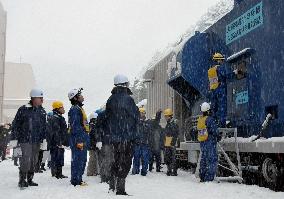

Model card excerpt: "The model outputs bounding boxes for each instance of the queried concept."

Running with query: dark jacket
[68,104,90,149]
[47,111,68,150]
[136,119,151,146]
[163,118,179,147]
[149,111,164,151]
[11,103,47,144]
[96,111,111,145]
[105,86,139,143]
[89,118,99,150]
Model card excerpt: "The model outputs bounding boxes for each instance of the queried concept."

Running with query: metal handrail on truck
[217,128,243,183]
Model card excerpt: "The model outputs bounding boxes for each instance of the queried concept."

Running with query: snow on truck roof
[141,0,234,76]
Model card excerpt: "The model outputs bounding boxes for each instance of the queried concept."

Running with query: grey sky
[2,0,219,113]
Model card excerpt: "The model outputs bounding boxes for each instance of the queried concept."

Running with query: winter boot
[51,167,57,177]
[109,175,116,192]
[156,166,161,172]
[171,170,178,176]
[172,164,178,176]
[41,163,46,171]
[27,172,38,186]
[18,171,28,188]
[166,164,172,176]
[141,170,147,176]
[149,163,153,172]
[116,178,128,195]
[57,167,68,179]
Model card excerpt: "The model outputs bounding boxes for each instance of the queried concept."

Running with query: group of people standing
[7,52,234,194]
[8,74,180,195]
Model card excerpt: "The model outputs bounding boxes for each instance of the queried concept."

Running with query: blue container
[168,0,284,138]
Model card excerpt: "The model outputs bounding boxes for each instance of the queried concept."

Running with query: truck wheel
[262,158,278,189]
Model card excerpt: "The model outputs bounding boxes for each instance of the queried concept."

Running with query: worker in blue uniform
[197,102,219,182]
[68,88,90,186]
[132,107,151,176]
[208,53,228,127]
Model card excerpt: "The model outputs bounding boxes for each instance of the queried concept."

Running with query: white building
[3,62,54,123]
[3,62,35,123]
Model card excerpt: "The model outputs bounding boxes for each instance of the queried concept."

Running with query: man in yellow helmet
[132,107,151,176]
[47,101,68,179]
[208,52,230,127]
[163,108,179,176]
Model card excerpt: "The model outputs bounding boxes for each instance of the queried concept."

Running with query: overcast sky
[2,0,219,113]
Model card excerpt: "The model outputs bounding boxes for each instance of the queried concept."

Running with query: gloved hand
[96,142,102,150]
[76,143,84,150]
[233,69,238,75]
[40,139,48,150]
[9,140,18,148]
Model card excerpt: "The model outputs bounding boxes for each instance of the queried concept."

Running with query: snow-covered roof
[139,0,234,77]
[227,48,255,62]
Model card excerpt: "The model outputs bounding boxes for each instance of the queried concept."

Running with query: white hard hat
[30,88,44,98]
[68,88,83,100]
[114,74,129,86]
[89,112,98,120]
[201,102,211,112]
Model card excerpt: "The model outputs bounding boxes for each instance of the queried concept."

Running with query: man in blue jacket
[105,74,139,195]
[47,101,68,179]
[197,102,219,182]
[68,88,90,186]
[10,88,47,188]
[132,107,151,176]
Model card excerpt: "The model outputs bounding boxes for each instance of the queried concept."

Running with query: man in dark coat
[148,110,164,172]
[10,88,47,188]
[163,108,179,176]
[47,101,68,179]
[132,107,151,176]
[105,74,139,195]
[87,112,101,176]
[96,110,113,183]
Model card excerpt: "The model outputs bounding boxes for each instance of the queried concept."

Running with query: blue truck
[167,0,284,190]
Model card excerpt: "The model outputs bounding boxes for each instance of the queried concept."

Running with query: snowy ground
[0,150,283,199]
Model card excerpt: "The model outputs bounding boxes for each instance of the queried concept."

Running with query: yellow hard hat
[212,52,225,60]
[52,101,64,110]
[139,107,146,113]
[164,108,173,116]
